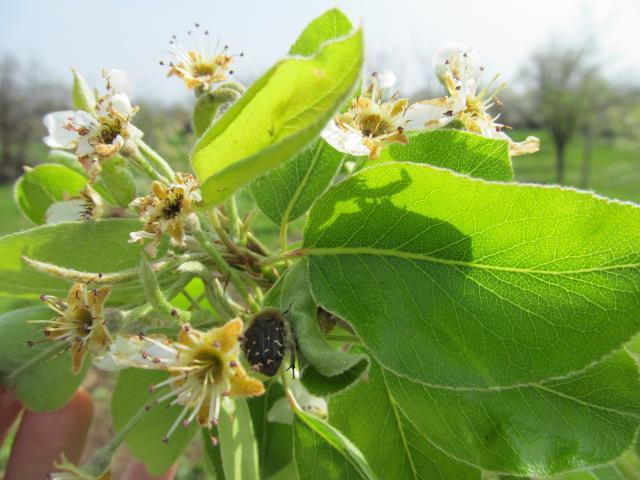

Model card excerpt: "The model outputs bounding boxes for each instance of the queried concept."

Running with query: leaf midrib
[303,246,639,276]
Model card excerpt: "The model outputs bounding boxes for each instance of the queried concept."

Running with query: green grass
[512,130,640,203]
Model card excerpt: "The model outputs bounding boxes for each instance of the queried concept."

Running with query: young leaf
[377,130,513,181]
[0,307,89,411]
[289,8,353,56]
[330,361,480,480]
[247,382,294,479]
[304,162,640,388]
[191,28,363,206]
[71,68,96,113]
[250,140,344,226]
[292,394,378,480]
[217,399,260,480]
[14,164,87,224]
[97,156,137,207]
[280,260,368,395]
[111,369,197,476]
[192,88,242,139]
[384,350,640,476]
[0,219,163,304]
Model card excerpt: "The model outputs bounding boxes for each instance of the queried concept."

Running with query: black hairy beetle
[242,307,295,377]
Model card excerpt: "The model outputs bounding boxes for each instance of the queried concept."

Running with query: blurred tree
[0,56,66,182]
[521,44,600,184]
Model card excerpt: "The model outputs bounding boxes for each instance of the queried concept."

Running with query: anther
[210,436,219,446]
[27,340,34,347]
[162,436,169,444]
[229,360,238,368]
[212,341,221,348]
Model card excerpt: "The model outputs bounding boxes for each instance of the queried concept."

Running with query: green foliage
[0,307,89,411]
[0,219,159,304]
[111,369,198,476]
[330,361,480,480]
[217,399,260,480]
[279,260,368,395]
[247,382,294,479]
[386,350,640,476]
[289,8,353,56]
[293,397,378,480]
[304,162,640,388]
[14,164,87,224]
[251,140,344,226]
[97,156,137,207]
[378,130,513,181]
[191,28,363,206]
[71,68,96,113]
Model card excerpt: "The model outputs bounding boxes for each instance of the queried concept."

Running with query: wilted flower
[33,283,112,374]
[427,43,539,156]
[162,24,240,92]
[43,69,141,178]
[106,319,264,443]
[128,173,201,257]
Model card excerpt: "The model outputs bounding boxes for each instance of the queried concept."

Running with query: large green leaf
[547,449,640,479]
[218,399,260,480]
[293,397,378,480]
[112,369,197,476]
[0,219,161,304]
[385,350,640,476]
[251,140,344,226]
[14,164,87,224]
[98,156,137,207]
[247,382,294,479]
[377,130,513,181]
[303,162,640,388]
[191,26,363,206]
[280,260,368,395]
[289,8,353,56]
[0,307,89,411]
[330,361,480,480]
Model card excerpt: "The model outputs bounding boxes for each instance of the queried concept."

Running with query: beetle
[242,307,296,377]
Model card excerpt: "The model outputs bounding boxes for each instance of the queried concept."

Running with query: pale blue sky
[2,0,638,102]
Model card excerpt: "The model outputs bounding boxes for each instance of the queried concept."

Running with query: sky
[1,0,639,103]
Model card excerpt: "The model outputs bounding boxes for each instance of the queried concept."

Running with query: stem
[279,221,289,258]
[181,289,202,310]
[208,210,249,260]
[324,334,361,343]
[191,222,261,313]
[225,195,241,241]
[128,149,164,182]
[247,232,272,256]
[140,256,191,323]
[138,140,175,180]
[259,248,305,267]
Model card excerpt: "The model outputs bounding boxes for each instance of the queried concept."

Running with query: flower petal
[103,68,132,96]
[321,120,370,156]
[43,111,77,149]
[404,99,455,131]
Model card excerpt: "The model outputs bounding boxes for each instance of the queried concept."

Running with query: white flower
[321,72,412,159]
[42,69,140,178]
[427,43,540,156]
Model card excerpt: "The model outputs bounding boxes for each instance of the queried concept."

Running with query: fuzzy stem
[140,256,191,323]
[190,222,260,313]
[127,149,165,182]
[137,140,175,180]
[258,249,305,267]
[225,195,241,241]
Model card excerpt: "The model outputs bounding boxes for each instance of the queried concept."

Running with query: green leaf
[293,397,378,480]
[378,130,513,181]
[548,449,640,479]
[97,156,137,207]
[289,8,353,56]
[247,382,294,479]
[192,93,221,139]
[0,219,162,304]
[112,369,197,476]
[280,260,368,395]
[0,306,89,411]
[330,360,480,480]
[14,164,87,224]
[47,149,86,175]
[303,162,640,388]
[71,68,96,113]
[192,27,363,206]
[250,140,344,226]
[202,427,226,479]
[384,350,640,476]
[217,399,260,480]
